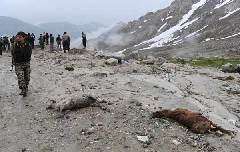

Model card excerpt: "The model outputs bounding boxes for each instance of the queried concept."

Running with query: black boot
[19,89,27,97]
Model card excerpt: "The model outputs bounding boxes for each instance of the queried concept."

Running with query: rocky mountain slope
[92,0,240,57]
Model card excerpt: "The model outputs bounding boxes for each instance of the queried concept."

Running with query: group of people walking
[0,36,10,55]
[38,32,87,53]
[1,31,87,97]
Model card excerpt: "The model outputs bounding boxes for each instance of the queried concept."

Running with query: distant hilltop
[0,16,106,39]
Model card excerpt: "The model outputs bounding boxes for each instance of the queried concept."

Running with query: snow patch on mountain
[215,0,234,9]
[138,0,208,50]
[186,25,208,39]
[219,8,240,20]
[158,23,167,32]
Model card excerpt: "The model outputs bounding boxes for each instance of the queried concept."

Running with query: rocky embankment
[0,48,240,152]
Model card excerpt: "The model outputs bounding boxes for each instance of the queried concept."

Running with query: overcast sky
[0,0,173,25]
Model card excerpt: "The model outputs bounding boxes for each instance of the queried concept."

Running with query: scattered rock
[65,66,74,71]
[222,63,240,73]
[141,56,156,65]
[214,75,235,81]
[124,51,145,61]
[105,58,119,66]
[136,102,142,107]
[137,136,149,143]
[97,122,104,126]
[92,72,108,77]
[68,48,86,54]
[172,139,181,145]
[60,132,65,137]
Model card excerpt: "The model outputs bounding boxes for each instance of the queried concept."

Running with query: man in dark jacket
[45,33,49,45]
[12,31,32,97]
[56,34,62,49]
[50,34,54,52]
[0,37,3,55]
[82,32,87,49]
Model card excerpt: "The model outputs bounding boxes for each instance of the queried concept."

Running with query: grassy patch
[169,57,240,68]
[191,57,240,68]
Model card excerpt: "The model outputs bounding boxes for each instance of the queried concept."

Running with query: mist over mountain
[38,22,106,39]
[91,0,240,57]
[0,16,106,39]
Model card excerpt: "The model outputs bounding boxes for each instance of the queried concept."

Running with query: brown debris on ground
[152,108,234,136]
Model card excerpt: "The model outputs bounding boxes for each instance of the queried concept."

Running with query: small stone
[137,136,149,143]
[172,139,181,145]
[97,122,104,126]
[60,132,65,137]
[108,102,114,105]
[87,127,95,135]
[192,142,198,147]
[136,102,142,107]
[105,58,119,66]
[215,130,224,137]
[143,144,149,148]
[65,66,74,71]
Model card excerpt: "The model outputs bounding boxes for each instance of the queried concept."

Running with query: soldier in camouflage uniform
[12,32,32,97]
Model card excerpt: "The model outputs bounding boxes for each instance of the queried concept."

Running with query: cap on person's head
[17,31,26,37]
[64,32,67,34]
[50,34,52,36]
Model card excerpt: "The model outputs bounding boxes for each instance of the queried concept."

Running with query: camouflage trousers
[15,62,31,90]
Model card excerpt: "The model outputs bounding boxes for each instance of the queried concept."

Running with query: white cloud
[0,0,173,25]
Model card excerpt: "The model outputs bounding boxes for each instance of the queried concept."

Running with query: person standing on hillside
[56,34,62,49]
[39,34,45,50]
[30,33,35,49]
[49,34,54,52]
[45,33,49,45]
[62,32,70,53]
[12,31,32,97]
[82,32,87,49]
[0,37,3,55]
[3,36,10,51]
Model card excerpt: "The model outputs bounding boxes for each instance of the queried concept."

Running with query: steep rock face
[92,0,240,57]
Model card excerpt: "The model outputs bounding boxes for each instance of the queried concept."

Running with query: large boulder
[221,63,240,73]
[105,58,119,66]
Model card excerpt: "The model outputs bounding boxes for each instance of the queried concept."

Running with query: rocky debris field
[0,48,240,152]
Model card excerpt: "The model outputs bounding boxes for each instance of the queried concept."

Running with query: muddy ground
[0,48,240,152]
